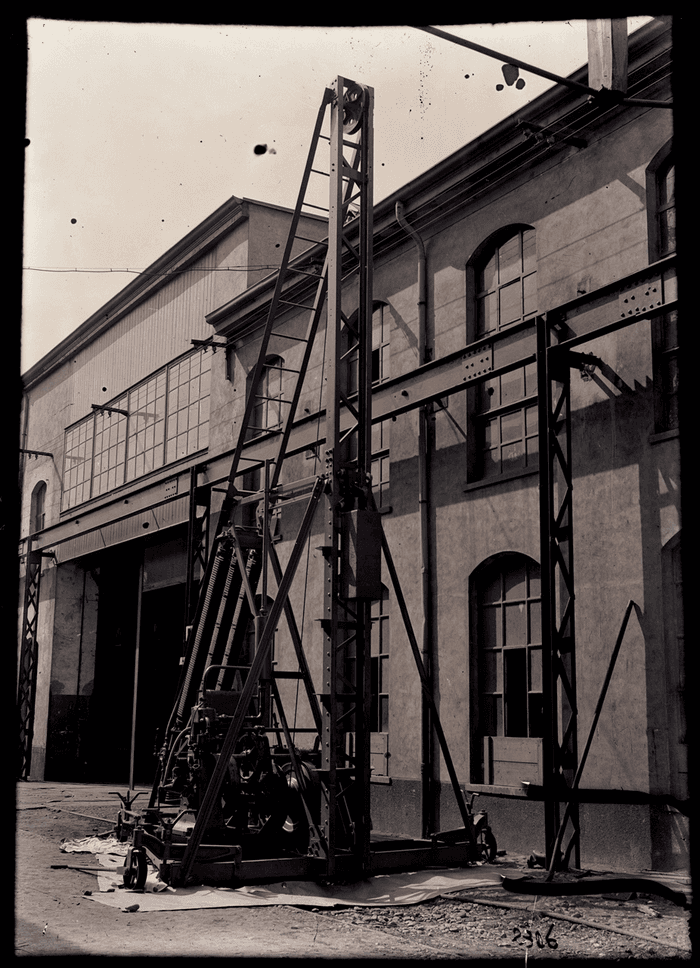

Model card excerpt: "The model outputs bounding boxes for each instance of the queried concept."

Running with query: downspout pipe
[395,201,433,837]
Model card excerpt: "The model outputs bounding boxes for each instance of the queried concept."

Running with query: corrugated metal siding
[27,248,219,427]
[56,495,189,562]
[67,250,218,420]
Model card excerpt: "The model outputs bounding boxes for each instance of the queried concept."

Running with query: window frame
[30,480,47,534]
[370,585,390,778]
[646,141,678,436]
[466,226,539,484]
[248,354,286,440]
[470,554,542,784]
[61,346,211,512]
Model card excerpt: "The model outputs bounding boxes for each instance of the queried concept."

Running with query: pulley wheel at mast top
[342,81,369,134]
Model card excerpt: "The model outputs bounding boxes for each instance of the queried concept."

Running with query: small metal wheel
[477,828,497,863]
[342,81,368,134]
[123,847,148,890]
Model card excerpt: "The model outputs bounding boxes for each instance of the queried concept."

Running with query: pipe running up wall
[395,202,434,837]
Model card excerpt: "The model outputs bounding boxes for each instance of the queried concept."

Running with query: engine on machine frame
[116,522,324,880]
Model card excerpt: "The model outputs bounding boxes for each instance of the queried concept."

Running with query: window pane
[523,271,537,317]
[498,234,521,284]
[502,441,525,470]
[499,280,522,325]
[482,572,502,604]
[481,695,502,736]
[501,368,524,405]
[480,604,501,647]
[529,601,542,646]
[500,411,523,444]
[505,602,527,644]
[659,209,676,256]
[529,647,542,692]
[479,378,499,411]
[522,229,536,275]
[504,565,526,600]
[524,362,537,396]
[379,696,389,733]
[504,648,527,736]
[477,292,497,336]
[525,404,538,436]
[528,693,544,738]
[659,164,674,208]
[526,436,539,466]
[478,252,497,293]
[662,309,678,351]
[483,448,500,477]
[481,649,501,693]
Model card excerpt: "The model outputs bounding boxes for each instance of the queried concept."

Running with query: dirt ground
[15,781,693,960]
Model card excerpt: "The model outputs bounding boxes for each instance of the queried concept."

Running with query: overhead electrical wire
[23,264,287,276]
[24,35,670,297]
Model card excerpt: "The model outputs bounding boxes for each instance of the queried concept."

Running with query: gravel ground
[15,781,693,959]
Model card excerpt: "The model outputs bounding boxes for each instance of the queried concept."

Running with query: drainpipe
[395,202,433,837]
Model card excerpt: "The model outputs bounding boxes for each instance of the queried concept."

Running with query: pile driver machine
[116,77,496,890]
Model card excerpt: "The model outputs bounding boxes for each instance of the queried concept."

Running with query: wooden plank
[587,19,628,93]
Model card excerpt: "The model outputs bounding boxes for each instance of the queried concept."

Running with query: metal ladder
[160,77,376,885]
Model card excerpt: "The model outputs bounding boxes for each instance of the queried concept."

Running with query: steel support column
[185,464,210,630]
[321,76,375,877]
[17,544,44,778]
[537,313,580,871]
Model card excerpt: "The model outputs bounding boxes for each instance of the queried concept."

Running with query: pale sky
[21,19,654,374]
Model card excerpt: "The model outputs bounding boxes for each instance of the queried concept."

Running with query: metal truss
[17,545,44,778]
[537,314,580,871]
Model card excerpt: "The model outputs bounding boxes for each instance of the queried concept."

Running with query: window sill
[462,782,530,798]
[377,505,393,515]
[463,466,539,493]
[649,428,679,444]
[370,774,391,785]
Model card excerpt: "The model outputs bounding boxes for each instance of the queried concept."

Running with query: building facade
[19,19,684,872]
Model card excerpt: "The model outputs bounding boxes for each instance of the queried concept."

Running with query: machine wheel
[281,762,320,853]
[123,847,148,890]
[476,828,497,863]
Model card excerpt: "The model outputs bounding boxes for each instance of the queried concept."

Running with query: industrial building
[18,18,683,875]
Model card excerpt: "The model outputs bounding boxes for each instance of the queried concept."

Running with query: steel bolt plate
[618,277,663,317]
[463,344,493,381]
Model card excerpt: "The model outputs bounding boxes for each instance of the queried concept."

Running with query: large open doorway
[81,527,190,784]
[132,582,187,784]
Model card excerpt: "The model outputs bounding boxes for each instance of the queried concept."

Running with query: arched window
[655,159,675,258]
[31,481,47,533]
[467,227,539,482]
[646,141,675,262]
[646,143,678,433]
[472,226,537,338]
[470,554,543,784]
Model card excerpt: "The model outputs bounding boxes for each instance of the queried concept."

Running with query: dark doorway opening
[132,583,187,784]
[83,543,141,782]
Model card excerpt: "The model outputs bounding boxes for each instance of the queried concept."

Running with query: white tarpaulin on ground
[87,855,504,912]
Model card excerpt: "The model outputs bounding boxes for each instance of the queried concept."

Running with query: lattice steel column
[537,314,580,871]
[321,75,375,877]
[17,544,44,779]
